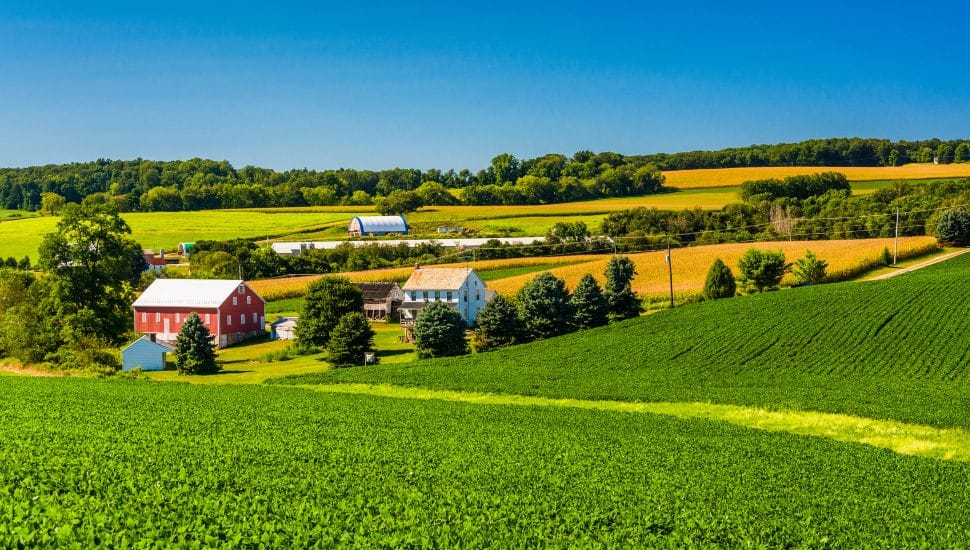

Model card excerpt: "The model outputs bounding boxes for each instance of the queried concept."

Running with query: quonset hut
[348,215,408,237]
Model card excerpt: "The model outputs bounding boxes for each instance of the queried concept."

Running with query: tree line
[4,137,968,212]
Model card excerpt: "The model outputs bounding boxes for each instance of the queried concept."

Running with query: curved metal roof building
[348,215,409,236]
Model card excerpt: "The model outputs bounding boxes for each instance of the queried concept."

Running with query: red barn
[133,279,266,348]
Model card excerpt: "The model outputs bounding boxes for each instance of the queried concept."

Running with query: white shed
[122,335,174,371]
[270,316,298,340]
[348,215,409,236]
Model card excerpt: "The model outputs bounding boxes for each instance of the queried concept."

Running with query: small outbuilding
[348,215,408,237]
[122,335,174,371]
[177,242,195,256]
[353,282,405,321]
[270,316,298,340]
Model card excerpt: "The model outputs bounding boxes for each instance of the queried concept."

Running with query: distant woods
[2,137,967,212]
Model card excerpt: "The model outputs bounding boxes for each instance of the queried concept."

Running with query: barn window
[238,284,245,294]
[252,312,257,324]
[205,314,211,325]
[156,312,160,322]
[246,296,251,305]
[240,314,246,325]
[141,312,146,323]
[233,297,238,306]
[227,315,232,326]
[175,313,180,323]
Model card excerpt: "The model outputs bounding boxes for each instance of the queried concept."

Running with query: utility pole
[893,208,900,265]
[666,236,674,309]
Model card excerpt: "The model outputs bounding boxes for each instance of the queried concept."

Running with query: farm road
[869,248,970,281]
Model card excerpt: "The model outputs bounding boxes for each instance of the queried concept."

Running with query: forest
[1,137,967,212]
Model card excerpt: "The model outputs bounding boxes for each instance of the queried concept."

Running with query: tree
[3,257,15,268]
[604,256,642,321]
[139,186,183,211]
[569,274,608,329]
[413,301,468,358]
[374,190,421,216]
[546,221,589,244]
[37,203,143,344]
[792,250,828,285]
[472,294,521,352]
[490,153,519,184]
[954,143,970,163]
[17,256,31,271]
[174,313,219,375]
[39,192,66,216]
[887,149,900,167]
[327,312,375,367]
[738,249,790,292]
[702,258,736,299]
[295,277,363,348]
[517,272,575,340]
[414,181,458,206]
[934,208,970,246]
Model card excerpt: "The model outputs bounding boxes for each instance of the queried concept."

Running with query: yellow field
[486,237,939,298]
[662,164,970,189]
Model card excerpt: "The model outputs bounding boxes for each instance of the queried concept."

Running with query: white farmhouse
[399,268,491,333]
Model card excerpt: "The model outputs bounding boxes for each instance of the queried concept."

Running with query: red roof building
[133,279,266,348]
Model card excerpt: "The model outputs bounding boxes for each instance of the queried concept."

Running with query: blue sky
[1,1,967,170]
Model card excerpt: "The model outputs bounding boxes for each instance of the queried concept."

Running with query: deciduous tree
[738,249,790,292]
[296,277,364,348]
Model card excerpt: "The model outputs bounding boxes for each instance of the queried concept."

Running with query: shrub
[174,313,219,375]
[570,274,608,329]
[738,249,790,292]
[472,294,521,352]
[702,259,736,299]
[517,272,575,340]
[934,208,970,246]
[793,251,828,285]
[413,302,468,358]
[327,312,375,367]
[296,277,363,348]
[881,247,893,266]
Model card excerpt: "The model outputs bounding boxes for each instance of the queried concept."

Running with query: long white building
[270,237,546,256]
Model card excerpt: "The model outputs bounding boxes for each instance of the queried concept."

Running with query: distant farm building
[399,268,492,341]
[353,282,405,321]
[143,249,167,273]
[121,335,173,371]
[177,242,195,256]
[348,215,408,237]
[270,237,545,256]
[133,279,266,348]
[270,316,298,340]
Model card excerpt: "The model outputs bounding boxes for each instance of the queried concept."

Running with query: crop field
[291,250,970,429]
[2,377,969,546]
[662,163,970,189]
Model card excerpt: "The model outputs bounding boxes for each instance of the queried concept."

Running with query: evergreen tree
[570,274,608,329]
[604,256,642,321]
[702,258,736,299]
[174,313,219,375]
[413,302,468,358]
[472,294,521,352]
[295,276,363,348]
[517,272,575,340]
[327,312,375,367]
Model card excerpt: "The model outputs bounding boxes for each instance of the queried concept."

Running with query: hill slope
[281,252,970,427]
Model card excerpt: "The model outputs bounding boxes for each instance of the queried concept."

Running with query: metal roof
[271,237,546,255]
[133,279,251,308]
[122,335,175,352]
[403,268,478,291]
[351,215,408,233]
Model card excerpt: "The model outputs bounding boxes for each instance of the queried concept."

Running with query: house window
[227,315,232,326]
[141,312,146,323]
[476,291,480,301]
[233,297,238,306]
[246,296,251,305]
[240,314,246,325]
[463,291,468,303]
[156,312,160,322]
[446,291,452,301]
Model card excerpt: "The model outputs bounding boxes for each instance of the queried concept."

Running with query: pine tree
[413,302,468,358]
[570,274,608,329]
[604,256,642,321]
[174,312,219,375]
[472,294,521,352]
[327,312,375,367]
[702,258,736,299]
[517,272,575,340]
[295,276,363,348]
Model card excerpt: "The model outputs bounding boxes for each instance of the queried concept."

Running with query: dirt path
[868,248,970,281]
[0,363,64,377]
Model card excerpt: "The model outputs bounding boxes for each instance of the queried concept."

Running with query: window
[446,291,452,301]
[476,291,480,301]
[175,313,180,323]
[155,312,160,322]
[227,315,232,326]
[463,291,468,303]
[233,297,238,306]
[238,284,245,294]
[252,313,257,324]
[205,314,211,325]
[246,296,251,305]
[240,314,246,325]
[141,312,146,323]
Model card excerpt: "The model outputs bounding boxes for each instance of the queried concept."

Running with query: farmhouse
[400,268,491,340]
[353,282,405,321]
[270,316,298,340]
[121,335,174,371]
[133,279,266,348]
[348,215,408,237]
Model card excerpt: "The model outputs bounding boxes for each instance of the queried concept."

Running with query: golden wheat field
[662,164,970,189]
[485,237,940,298]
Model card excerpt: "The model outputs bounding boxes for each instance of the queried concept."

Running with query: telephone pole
[893,208,900,265]
[666,236,674,309]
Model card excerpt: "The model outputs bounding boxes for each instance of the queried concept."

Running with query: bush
[738,249,790,292]
[472,294,521,352]
[793,251,828,285]
[174,313,219,375]
[296,277,363,348]
[934,208,970,246]
[517,272,575,340]
[327,312,375,367]
[413,302,468,358]
[881,247,893,266]
[702,259,736,299]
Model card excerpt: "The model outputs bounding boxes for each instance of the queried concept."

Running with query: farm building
[399,268,491,340]
[177,242,195,256]
[143,249,167,273]
[121,335,174,371]
[133,279,266,348]
[348,215,409,237]
[270,237,546,256]
[353,282,405,321]
[270,316,298,340]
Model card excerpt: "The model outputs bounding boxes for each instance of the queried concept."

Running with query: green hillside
[2,377,969,546]
[282,252,970,428]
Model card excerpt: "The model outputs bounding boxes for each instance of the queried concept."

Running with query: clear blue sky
[1,1,967,171]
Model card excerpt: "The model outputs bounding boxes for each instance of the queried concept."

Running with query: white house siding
[401,270,489,326]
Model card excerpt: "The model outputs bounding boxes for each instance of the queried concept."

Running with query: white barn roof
[350,215,408,233]
[133,279,254,308]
